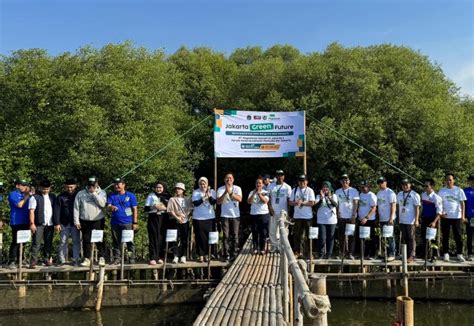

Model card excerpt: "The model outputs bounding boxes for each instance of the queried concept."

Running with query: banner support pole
[303,111,307,175]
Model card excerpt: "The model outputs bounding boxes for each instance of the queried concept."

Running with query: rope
[103,114,213,191]
[306,111,423,185]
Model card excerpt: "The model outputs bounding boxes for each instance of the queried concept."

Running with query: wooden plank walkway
[193,238,285,326]
[0,261,230,274]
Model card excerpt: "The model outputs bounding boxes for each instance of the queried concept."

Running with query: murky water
[0,300,472,325]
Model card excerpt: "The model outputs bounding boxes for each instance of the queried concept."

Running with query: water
[0,300,472,325]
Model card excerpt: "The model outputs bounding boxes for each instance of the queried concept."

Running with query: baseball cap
[359,180,370,186]
[468,173,474,181]
[340,174,349,180]
[18,179,30,186]
[298,174,307,181]
[401,178,411,185]
[87,176,98,185]
[39,180,51,188]
[377,176,387,184]
[113,177,125,184]
[275,170,285,175]
[175,182,186,190]
[262,174,271,180]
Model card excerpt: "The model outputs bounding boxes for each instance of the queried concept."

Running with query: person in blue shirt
[107,178,138,264]
[7,179,32,269]
[465,173,474,261]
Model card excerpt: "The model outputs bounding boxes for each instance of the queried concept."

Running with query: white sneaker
[468,255,474,261]
[80,258,90,267]
[179,256,186,264]
[443,253,450,262]
[457,254,465,262]
[172,256,179,264]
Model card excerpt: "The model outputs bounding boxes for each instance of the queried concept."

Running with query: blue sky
[1,0,473,96]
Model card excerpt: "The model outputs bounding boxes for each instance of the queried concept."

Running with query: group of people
[0,171,473,269]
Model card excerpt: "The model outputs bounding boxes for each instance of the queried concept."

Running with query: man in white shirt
[420,178,443,262]
[289,174,316,258]
[335,174,359,259]
[438,173,467,262]
[376,177,397,261]
[217,173,242,261]
[268,170,292,252]
[358,180,377,259]
[397,179,421,263]
[29,180,56,267]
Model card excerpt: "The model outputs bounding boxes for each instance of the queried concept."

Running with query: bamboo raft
[193,238,284,326]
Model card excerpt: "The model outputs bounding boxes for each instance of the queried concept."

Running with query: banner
[214,110,305,158]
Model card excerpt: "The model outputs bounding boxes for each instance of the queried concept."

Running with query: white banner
[426,227,437,240]
[382,225,394,238]
[345,223,355,236]
[166,229,178,242]
[309,227,319,239]
[359,226,371,239]
[214,110,305,158]
[17,230,31,244]
[209,231,219,244]
[121,230,134,243]
[91,230,104,243]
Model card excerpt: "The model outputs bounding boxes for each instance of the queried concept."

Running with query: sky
[1,0,473,96]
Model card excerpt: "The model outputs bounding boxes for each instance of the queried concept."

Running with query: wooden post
[309,237,313,273]
[207,244,212,280]
[310,273,328,326]
[384,236,388,272]
[340,236,347,272]
[360,239,365,272]
[214,157,218,195]
[120,242,126,280]
[95,258,106,311]
[396,296,414,326]
[89,243,95,281]
[18,243,23,281]
[424,240,429,271]
[402,244,409,297]
[303,111,307,175]
[162,241,169,281]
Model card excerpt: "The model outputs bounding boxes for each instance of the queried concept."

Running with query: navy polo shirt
[8,190,29,225]
[464,187,474,218]
[107,191,138,224]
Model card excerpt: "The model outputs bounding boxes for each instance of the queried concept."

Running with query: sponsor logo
[253,115,261,120]
[247,115,252,120]
[263,116,267,120]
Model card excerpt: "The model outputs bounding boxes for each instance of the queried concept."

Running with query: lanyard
[402,191,411,207]
[275,184,283,198]
[298,187,307,200]
[342,188,350,200]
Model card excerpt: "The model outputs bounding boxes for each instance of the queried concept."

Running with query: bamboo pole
[402,244,409,297]
[396,296,414,326]
[95,258,106,311]
[310,274,328,326]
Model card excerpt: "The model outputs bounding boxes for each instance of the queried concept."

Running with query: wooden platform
[0,261,230,274]
[193,239,284,326]
[311,258,474,268]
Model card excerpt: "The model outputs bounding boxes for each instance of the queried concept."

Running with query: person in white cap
[167,182,192,264]
[376,176,397,261]
[335,174,359,260]
[438,173,467,262]
[289,174,316,258]
[191,177,217,262]
[397,178,421,263]
[268,170,291,253]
